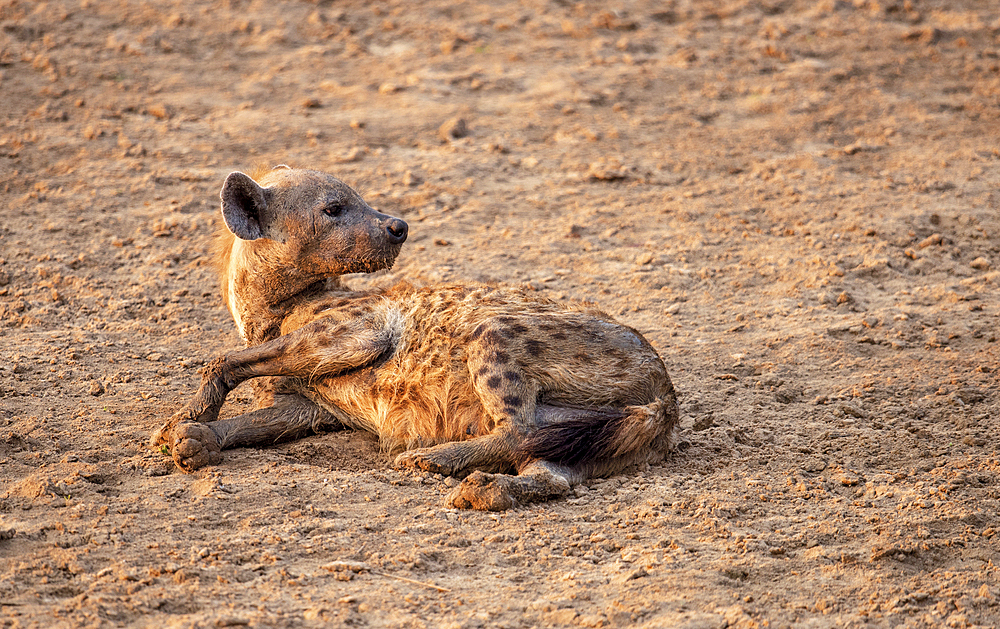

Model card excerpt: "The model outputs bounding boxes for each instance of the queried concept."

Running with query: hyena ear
[220,171,276,241]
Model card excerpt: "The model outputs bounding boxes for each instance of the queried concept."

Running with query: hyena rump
[152,166,679,510]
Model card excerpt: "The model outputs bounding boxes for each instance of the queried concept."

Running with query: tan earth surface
[2,0,1000,627]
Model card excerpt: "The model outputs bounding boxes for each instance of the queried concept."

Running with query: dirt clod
[438,117,469,142]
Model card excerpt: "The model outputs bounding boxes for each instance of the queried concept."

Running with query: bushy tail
[518,397,679,470]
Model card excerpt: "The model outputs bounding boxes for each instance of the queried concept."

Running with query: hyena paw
[169,422,222,473]
[393,449,456,476]
[446,471,515,511]
[150,409,197,447]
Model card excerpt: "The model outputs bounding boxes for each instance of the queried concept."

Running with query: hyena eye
[322,204,345,218]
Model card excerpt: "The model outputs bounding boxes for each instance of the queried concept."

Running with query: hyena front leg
[165,393,338,473]
[152,315,398,458]
[395,319,538,477]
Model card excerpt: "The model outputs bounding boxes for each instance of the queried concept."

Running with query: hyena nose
[385,218,408,245]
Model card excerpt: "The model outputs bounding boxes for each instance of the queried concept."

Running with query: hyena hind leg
[394,425,521,477]
[394,404,601,477]
[164,394,335,473]
[446,460,584,511]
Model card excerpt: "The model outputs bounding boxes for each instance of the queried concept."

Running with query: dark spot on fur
[524,339,546,357]
[316,336,332,348]
[486,375,503,389]
[476,365,490,377]
[574,351,594,363]
[469,324,486,341]
[495,316,514,325]
[313,303,331,314]
[491,350,510,363]
[483,330,503,344]
[503,371,522,383]
[502,395,523,408]
[498,323,531,339]
[552,331,568,341]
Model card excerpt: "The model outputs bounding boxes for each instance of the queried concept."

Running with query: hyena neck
[218,232,335,346]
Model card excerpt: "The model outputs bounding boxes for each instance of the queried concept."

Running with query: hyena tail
[518,397,679,474]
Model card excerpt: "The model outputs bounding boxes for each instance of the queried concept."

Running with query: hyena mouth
[339,254,399,273]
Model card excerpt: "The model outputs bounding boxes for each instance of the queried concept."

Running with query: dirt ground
[1,0,999,627]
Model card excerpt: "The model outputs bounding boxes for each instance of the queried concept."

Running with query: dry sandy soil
[2,0,999,627]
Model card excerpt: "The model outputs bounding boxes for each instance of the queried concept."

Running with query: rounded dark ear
[220,172,270,241]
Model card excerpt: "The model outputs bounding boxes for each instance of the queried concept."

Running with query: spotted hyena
[152,165,679,510]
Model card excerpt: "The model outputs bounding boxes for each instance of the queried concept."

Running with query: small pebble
[918,233,942,248]
[438,117,468,141]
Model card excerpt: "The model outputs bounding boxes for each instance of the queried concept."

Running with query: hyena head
[220,166,408,277]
